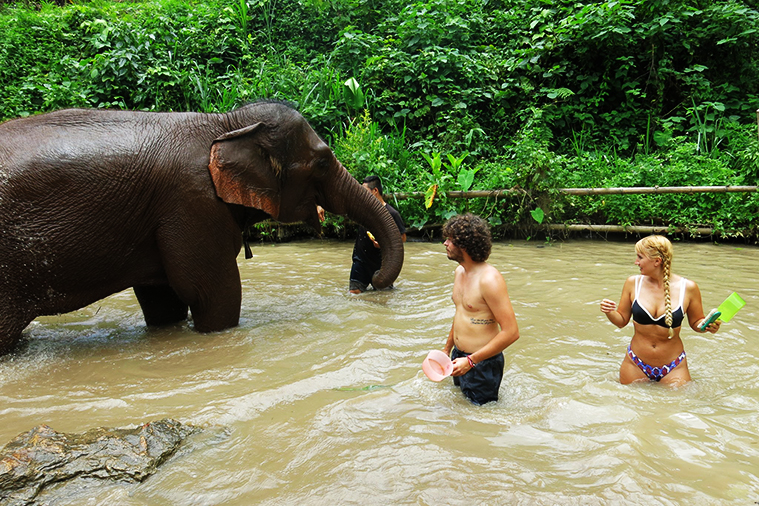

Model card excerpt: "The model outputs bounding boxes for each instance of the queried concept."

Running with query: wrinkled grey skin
[0,102,403,353]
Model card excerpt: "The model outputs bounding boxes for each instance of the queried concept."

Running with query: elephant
[0,101,404,354]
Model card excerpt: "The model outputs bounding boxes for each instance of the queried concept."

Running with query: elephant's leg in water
[0,306,32,353]
[133,285,188,326]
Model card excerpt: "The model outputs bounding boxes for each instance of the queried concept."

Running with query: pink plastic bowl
[422,350,453,382]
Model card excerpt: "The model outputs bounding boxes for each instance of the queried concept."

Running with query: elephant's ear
[208,123,280,219]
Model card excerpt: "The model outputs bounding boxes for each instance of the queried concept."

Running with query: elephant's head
[207,101,403,289]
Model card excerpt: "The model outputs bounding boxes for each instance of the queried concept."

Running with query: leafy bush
[1,0,757,238]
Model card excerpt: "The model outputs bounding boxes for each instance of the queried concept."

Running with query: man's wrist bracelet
[467,355,476,368]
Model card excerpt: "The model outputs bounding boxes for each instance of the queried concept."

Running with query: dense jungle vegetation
[1,0,758,239]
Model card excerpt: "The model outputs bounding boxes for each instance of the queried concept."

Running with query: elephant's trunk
[322,164,404,289]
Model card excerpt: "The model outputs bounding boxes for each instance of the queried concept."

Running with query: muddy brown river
[1,239,758,505]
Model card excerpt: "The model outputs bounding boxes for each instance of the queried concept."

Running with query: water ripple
[2,240,758,505]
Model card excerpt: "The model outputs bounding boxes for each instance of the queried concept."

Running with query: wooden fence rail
[545,224,715,235]
[388,185,758,200]
[253,186,757,240]
[382,185,758,238]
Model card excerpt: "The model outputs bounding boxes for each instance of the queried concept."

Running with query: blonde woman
[600,235,720,385]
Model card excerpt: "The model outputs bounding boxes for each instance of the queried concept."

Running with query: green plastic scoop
[717,292,746,323]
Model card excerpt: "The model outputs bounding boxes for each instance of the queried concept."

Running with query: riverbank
[246,219,759,245]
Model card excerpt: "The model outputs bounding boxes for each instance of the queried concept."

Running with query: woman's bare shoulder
[681,275,700,291]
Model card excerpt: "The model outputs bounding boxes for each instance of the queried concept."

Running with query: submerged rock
[0,419,200,505]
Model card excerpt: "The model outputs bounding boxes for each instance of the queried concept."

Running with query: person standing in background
[349,175,406,294]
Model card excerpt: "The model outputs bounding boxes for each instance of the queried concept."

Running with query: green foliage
[455,161,476,192]
[0,0,757,238]
[343,77,365,113]
[548,134,759,236]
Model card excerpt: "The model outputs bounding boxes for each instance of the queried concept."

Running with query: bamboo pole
[390,223,716,235]
[389,186,758,200]
[559,185,758,195]
[390,189,519,200]
[545,224,715,236]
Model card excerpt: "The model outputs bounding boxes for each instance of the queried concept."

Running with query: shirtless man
[441,214,520,405]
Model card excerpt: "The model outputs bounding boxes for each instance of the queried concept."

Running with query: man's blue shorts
[451,347,504,405]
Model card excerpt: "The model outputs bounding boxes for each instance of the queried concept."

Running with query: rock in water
[0,419,200,505]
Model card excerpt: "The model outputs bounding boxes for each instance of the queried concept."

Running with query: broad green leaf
[457,170,475,192]
[424,184,437,209]
[343,77,364,110]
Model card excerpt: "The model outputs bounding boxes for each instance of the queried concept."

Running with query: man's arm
[443,267,462,356]
[388,205,407,243]
[443,322,455,356]
[467,270,519,366]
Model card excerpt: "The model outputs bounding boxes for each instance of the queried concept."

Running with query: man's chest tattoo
[470,317,496,325]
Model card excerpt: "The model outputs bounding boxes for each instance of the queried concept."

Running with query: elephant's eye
[312,157,330,177]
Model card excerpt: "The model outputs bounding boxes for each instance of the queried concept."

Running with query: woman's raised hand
[600,298,617,314]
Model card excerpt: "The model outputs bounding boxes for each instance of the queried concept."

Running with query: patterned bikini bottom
[627,345,686,382]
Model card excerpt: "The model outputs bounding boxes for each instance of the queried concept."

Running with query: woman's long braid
[662,253,674,338]
[636,235,676,338]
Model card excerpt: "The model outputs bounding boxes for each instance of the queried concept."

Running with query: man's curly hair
[442,213,492,262]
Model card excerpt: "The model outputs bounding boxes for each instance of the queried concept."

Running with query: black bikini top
[631,275,686,328]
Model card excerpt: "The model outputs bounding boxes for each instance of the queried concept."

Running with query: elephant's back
[2,109,199,161]
[0,108,220,197]
[0,109,218,305]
